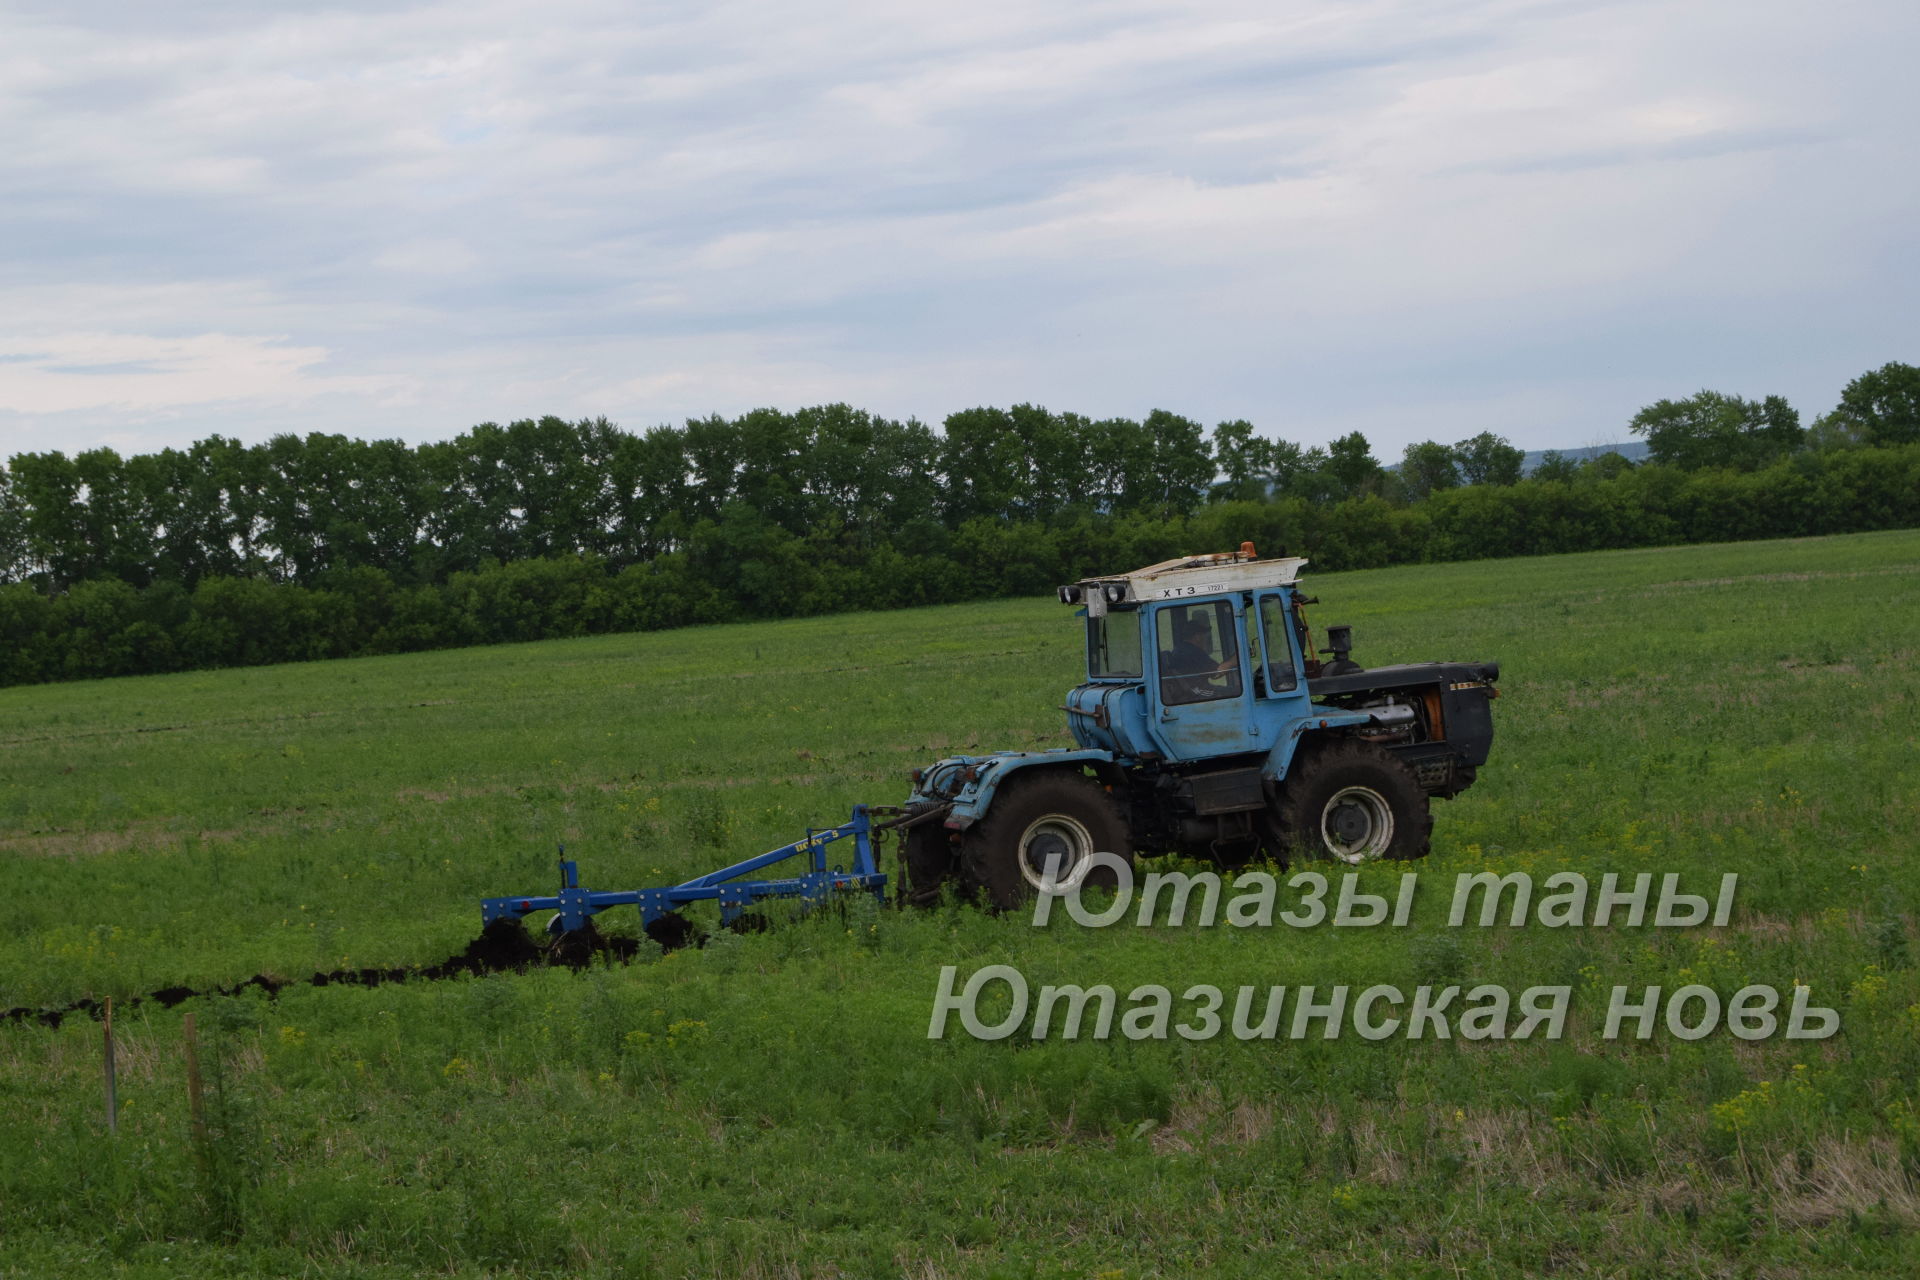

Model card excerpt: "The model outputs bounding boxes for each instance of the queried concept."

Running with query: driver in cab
[1160,611,1238,702]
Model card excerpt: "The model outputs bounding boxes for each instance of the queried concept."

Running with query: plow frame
[481,805,888,934]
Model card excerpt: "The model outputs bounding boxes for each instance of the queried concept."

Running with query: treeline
[0,407,1228,591]
[2,361,1916,688]
[5,441,1918,688]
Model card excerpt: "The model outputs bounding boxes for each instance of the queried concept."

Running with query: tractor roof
[1068,547,1309,606]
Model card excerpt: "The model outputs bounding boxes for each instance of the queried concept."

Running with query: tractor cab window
[1088,611,1142,678]
[1156,601,1244,705]
[1244,602,1265,694]
[1257,593,1299,694]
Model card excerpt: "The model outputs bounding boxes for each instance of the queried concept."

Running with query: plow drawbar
[481,804,892,941]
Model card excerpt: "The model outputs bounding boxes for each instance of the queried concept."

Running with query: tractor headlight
[1058,585,1083,605]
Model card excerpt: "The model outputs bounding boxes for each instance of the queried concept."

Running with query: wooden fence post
[183,1011,208,1173]
[103,996,117,1135]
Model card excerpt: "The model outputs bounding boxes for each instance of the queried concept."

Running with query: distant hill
[1521,441,1650,474]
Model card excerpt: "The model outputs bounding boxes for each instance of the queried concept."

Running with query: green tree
[428,420,599,570]
[1281,445,1336,504]
[2,454,78,584]
[1806,413,1867,451]
[727,408,810,534]
[501,417,605,560]
[142,437,250,584]
[874,414,944,530]
[1630,390,1803,471]
[254,434,325,581]
[564,416,631,561]
[680,414,745,527]
[1323,432,1383,501]
[608,425,694,562]
[1400,441,1461,500]
[1209,420,1274,501]
[1453,432,1525,486]
[7,450,159,591]
[0,581,53,682]
[1827,361,1920,447]
[1010,403,1089,520]
[1140,409,1215,517]
[0,464,28,584]
[938,407,1028,524]
[1530,450,1580,484]
[792,404,873,536]
[1084,417,1155,514]
[1264,438,1308,495]
[1583,450,1638,482]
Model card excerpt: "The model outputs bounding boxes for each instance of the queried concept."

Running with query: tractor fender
[942,749,1118,830]
[1259,709,1375,782]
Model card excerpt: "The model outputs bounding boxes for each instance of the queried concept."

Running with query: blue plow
[481,805,891,941]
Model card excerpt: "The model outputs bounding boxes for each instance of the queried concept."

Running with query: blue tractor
[481,543,1500,948]
[899,544,1501,908]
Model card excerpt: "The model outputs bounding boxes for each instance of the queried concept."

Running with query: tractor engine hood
[1306,660,1500,697]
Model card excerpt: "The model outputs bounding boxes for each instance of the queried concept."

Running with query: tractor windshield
[1088,612,1143,678]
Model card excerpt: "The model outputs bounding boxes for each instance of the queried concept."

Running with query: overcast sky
[1,0,1915,462]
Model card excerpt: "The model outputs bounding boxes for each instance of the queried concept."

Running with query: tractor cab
[1059,544,1317,766]
[898,542,1498,907]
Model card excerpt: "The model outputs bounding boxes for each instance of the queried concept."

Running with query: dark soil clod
[2,909,711,1030]
[644,911,699,951]
[546,920,604,969]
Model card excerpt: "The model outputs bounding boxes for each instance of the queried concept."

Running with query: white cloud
[0,331,401,417]
[0,0,1912,458]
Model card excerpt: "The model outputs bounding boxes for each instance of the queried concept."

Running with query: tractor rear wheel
[960,771,1132,910]
[902,822,958,906]
[1274,740,1431,864]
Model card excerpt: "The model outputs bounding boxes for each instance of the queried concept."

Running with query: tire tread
[1273,739,1432,862]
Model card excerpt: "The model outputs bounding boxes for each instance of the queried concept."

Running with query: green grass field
[3,530,1918,1277]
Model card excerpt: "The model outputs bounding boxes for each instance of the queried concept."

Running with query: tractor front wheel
[960,771,1133,910]
[1274,740,1431,864]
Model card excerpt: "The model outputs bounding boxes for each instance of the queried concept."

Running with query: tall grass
[2,530,1916,1276]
